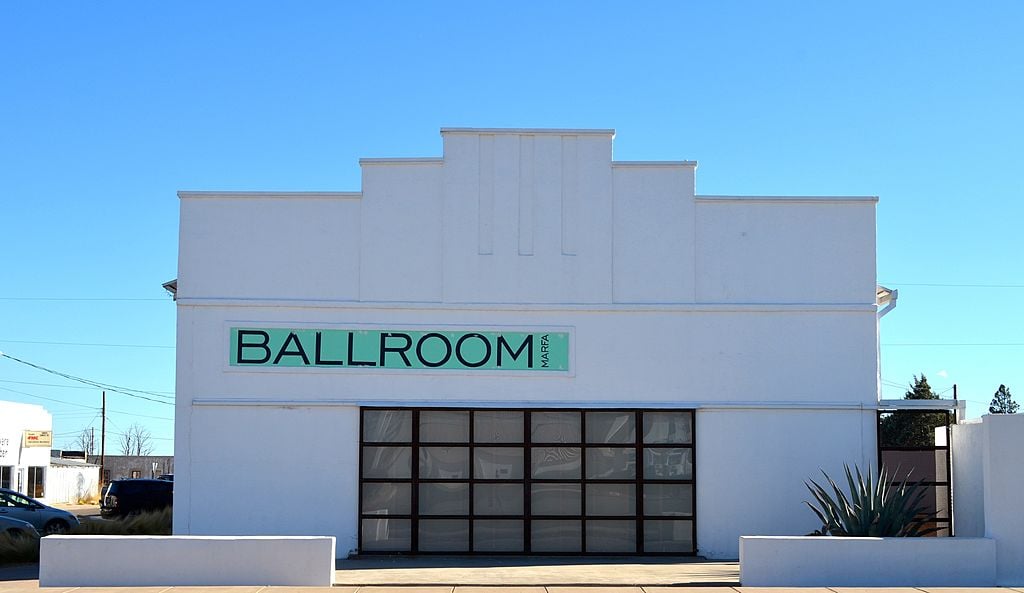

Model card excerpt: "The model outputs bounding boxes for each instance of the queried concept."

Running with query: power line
[0,385,99,410]
[882,343,1024,346]
[0,339,174,350]
[881,282,1024,288]
[107,410,174,421]
[0,379,173,395]
[0,353,174,404]
[0,297,168,301]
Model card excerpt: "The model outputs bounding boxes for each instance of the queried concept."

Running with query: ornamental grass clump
[805,463,938,537]
[0,531,40,564]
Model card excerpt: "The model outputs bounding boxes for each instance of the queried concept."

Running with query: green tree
[879,374,949,449]
[989,384,1019,414]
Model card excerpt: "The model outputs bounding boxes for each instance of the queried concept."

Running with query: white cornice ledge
[612,161,697,168]
[174,297,876,313]
[696,195,879,204]
[359,157,444,166]
[191,398,875,411]
[441,127,616,136]
[177,191,361,200]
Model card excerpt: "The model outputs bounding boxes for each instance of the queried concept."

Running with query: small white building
[171,128,881,559]
[0,400,53,500]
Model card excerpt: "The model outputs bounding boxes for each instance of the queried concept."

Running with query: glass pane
[361,483,411,515]
[419,447,470,479]
[644,484,693,516]
[531,520,582,552]
[361,518,411,551]
[473,520,524,552]
[419,483,469,515]
[586,520,636,553]
[586,412,636,444]
[644,447,692,480]
[586,448,636,479]
[474,447,525,479]
[474,484,525,515]
[420,410,470,443]
[882,450,948,482]
[474,411,524,443]
[418,519,469,552]
[644,520,693,552]
[363,410,412,442]
[878,411,951,447]
[362,446,411,479]
[531,447,581,479]
[586,484,635,516]
[643,412,693,444]
[531,411,581,443]
[531,483,581,515]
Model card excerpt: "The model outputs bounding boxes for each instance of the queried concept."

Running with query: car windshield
[1,492,36,508]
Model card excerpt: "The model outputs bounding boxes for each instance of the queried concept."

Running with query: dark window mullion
[636,410,644,553]
[580,410,587,553]
[524,410,532,554]
[411,409,420,553]
[468,410,475,550]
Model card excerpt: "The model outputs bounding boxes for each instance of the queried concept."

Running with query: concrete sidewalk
[333,556,738,586]
[2,586,1024,592]
[2,559,1021,591]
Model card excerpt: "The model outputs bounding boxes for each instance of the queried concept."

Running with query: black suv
[100,479,173,518]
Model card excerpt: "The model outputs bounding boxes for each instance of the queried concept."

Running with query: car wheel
[43,520,69,535]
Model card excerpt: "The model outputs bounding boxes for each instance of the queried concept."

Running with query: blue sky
[2,2,1022,455]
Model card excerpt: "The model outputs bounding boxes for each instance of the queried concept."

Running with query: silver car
[0,488,80,535]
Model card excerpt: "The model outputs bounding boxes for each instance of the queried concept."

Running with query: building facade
[0,401,53,500]
[87,455,174,481]
[172,128,880,559]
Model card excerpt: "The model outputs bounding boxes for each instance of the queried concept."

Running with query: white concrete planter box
[40,535,336,587]
[740,535,996,587]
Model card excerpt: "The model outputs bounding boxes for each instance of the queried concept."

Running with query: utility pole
[100,391,106,488]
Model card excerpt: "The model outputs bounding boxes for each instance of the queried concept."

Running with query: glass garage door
[359,408,695,555]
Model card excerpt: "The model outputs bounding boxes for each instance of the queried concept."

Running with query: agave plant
[804,463,939,537]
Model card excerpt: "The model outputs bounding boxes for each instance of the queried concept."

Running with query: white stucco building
[171,128,881,559]
[0,400,53,499]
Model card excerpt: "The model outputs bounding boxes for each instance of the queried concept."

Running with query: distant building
[0,400,53,500]
[89,455,174,482]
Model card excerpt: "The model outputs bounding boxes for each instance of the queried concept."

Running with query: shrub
[71,507,172,536]
[805,464,938,537]
[0,508,173,565]
[0,531,40,564]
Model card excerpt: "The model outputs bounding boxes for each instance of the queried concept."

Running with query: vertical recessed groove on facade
[561,136,578,256]
[478,134,495,255]
[519,135,535,256]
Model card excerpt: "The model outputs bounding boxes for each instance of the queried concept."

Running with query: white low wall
[40,535,336,587]
[740,536,996,587]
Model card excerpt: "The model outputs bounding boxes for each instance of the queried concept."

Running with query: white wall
[740,536,996,587]
[46,464,100,504]
[41,535,336,587]
[951,414,1024,586]
[981,414,1024,585]
[698,409,876,559]
[177,130,877,308]
[174,404,360,556]
[178,304,877,408]
[951,419,985,537]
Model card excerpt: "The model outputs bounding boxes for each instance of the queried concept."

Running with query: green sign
[230,327,569,372]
